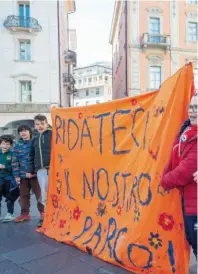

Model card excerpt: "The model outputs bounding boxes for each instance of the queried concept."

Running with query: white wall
[0,0,60,104]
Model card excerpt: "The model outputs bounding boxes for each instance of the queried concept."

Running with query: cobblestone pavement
[0,197,197,274]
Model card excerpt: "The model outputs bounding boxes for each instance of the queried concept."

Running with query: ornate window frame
[11,73,37,103]
[147,7,163,34]
[147,55,164,90]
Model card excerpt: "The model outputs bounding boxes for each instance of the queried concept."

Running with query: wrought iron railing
[4,15,42,32]
[142,33,170,47]
[62,73,76,86]
[64,50,77,65]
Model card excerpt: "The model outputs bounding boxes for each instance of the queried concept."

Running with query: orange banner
[41,64,193,273]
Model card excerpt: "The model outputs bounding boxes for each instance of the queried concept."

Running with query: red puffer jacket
[161,125,197,215]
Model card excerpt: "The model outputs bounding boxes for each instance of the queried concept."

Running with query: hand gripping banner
[40,64,194,273]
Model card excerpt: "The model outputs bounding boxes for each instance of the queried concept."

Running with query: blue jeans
[184,215,197,259]
[0,177,19,214]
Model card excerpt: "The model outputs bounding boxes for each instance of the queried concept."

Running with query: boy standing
[27,115,52,227]
[12,125,44,222]
[0,135,19,222]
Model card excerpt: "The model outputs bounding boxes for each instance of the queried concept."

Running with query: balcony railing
[64,50,77,66]
[4,15,42,32]
[62,73,76,87]
[142,33,170,49]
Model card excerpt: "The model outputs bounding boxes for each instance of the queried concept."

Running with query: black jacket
[28,129,52,173]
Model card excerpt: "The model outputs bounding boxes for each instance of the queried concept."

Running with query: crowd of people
[0,94,197,260]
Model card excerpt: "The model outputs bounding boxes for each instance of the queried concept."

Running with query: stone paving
[0,196,197,274]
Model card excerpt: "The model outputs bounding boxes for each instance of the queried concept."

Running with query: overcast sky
[69,0,115,67]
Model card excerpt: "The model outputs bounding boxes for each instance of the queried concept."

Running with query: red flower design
[73,206,82,221]
[59,219,67,229]
[78,112,83,119]
[131,99,137,106]
[51,194,59,208]
[116,205,122,216]
[158,213,175,231]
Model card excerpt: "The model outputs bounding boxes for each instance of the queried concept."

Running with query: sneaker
[2,213,15,223]
[37,219,43,228]
[15,215,30,223]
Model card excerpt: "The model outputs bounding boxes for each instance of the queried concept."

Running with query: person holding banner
[161,93,197,259]
[27,115,52,228]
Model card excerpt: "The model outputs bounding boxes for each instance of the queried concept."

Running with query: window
[188,22,198,41]
[20,81,32,103]
[93,76,98,82]
[86,90,89,96]
[20,40,31,61]
[76,102,79,106]
[96,100,100,104]
[96,88,100,95]
[83,78,87,85]
[108,88,112,95]
[78,80,82,85]
[150,66,161,89]
[88,78,92,85]
[105,76,109,84]
[99,75,103,82]
[149,17,160,43]
[19,3,30,27]
[188,0,197,3]
[86,101,89,105]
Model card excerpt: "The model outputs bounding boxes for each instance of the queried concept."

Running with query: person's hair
[34,114,48,123]
[17,124,32,135]
[177,93,198,137]
[0,135,13,145]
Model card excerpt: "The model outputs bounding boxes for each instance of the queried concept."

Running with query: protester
[0,135,19,222]
[161,93,197,259]
[27,115,52,227]
[12,125,44,223]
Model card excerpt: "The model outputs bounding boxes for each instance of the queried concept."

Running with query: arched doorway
[0,119,34,139]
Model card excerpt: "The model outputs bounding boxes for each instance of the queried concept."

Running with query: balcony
[64,50,77,66]
[62,73,76,87]
[4,15,42,33]
[142,33,170,51]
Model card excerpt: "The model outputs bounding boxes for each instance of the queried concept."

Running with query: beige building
[110,0,198,99]
[0,0,77,135]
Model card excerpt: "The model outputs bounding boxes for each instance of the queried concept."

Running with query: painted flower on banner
[78,112,83,119]
[96,203,107,217]
[73,206,82,221]
[51,194,59,208]
[134,208,140,222]
[148,232,163,250]
[131,99,137,106]
[116,205,122,216]
[59,219,67,229]
[158,213,175,231]
[56,179,62,195]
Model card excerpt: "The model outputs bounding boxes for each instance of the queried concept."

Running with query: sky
[69,0,115,67]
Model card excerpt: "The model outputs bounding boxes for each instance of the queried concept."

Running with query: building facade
[73,62,112,106]
[110,0,198,99]
[0,0,76,135]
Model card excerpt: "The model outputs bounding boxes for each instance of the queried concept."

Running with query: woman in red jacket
[161,93,197,259]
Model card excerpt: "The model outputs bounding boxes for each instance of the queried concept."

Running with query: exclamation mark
[168,241,176,273]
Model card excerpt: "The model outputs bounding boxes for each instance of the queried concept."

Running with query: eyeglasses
[186,105,198,113]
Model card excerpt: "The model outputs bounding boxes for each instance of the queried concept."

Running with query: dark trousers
[184,215,197,259]
[0,177,19,214]
[19,178,44,215]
